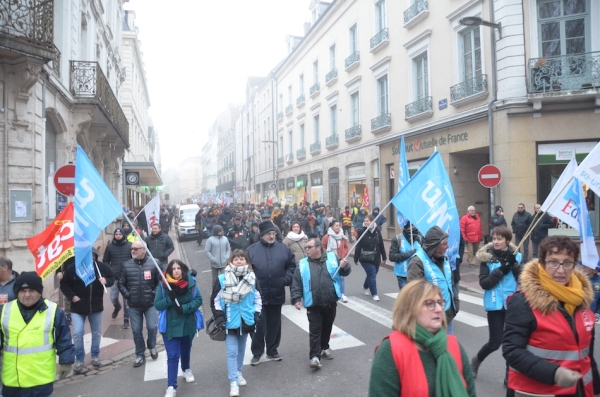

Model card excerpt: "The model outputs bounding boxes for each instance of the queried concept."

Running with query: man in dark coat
[144,223,174,270]
[217,207,234,230]
[226,214,251,251]
[531,203,555,258]
[103,228,132,328]
[246,221,296,365]
[511,203,533,261]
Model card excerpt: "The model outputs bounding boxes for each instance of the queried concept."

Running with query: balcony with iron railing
[405,96,433,121]
[296,94,305,107]
[310,141,321,154]
[70,61,129,144]
[345,51,360,72]
[286,153,294,164]
[296,147,306,159]
[277,156,284,166]
[310,82,320,97]
[403,0,429,28]
[450,74,488,106]
[325,68,338,86]
[529,52,600,95]
[285,104,293,115]
[345,124,362,143]
[371,112,392,134]
[52,47,61,77]
[0,0,57,60]
[370,28,389,53]
[325,134,339,149]
[277,111,283,122]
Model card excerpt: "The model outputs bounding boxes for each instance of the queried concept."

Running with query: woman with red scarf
[154,260,203,397]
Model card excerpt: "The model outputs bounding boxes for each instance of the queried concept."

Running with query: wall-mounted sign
[555,149,575,161]
[348,165,366,181]
[439,98,448,110]
[392,132,470,155]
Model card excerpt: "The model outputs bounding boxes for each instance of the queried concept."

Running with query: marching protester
[103,228,132,328]
[154,260,203,397]
[205,209,218,237]
[322,220,350,303]
[460,206,484,268]
[246,221,296,365]
[0,257,19,303]
[511,203,533,262]
[369,279,475,397]
[122,220,140,242]
[389,224,419,291]
[283,221,308,265]
[291,238,350,369]
[353,207,369,235]
[503,235,600,397]
[261,212,283,242]
[145,223,175,271]
[340,206,355,243]
[371,207,387,232]
[226,214,251,251]
[470,226,520,379]
[249,221,261,245]
[320,211,334,239]
[61,248,114,372]
[0,272,75,397]
[408,226,459,334]
[205,225,232,283]
[354,215,387,302]
[195,209,205,246]
[531,203,555,259]
[210,250,262,397]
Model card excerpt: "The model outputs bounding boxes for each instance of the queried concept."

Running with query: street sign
[54,164,76,196]
[478,164,502,188]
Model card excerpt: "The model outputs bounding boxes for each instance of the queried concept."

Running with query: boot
[471,355,481,379]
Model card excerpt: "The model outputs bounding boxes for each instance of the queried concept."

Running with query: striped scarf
[222,264,256,303]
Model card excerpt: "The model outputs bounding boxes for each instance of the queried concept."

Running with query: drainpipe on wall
[488,0,498,222]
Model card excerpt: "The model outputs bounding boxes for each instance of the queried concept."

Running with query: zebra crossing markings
[144,351,184,382]
[84,333,118,354]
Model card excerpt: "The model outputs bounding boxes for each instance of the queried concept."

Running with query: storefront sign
[348,165,366,181]
[555,149,575,161]
[311,173,323,186]
[392,132,469,155]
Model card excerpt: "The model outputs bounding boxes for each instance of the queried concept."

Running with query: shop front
[296,174,308,205]
[347,164,366,209]
[286,178,296,205]
[278,179,286,203]
[311,172,323,204]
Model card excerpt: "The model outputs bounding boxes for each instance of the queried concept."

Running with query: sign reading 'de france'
[392,132,470,155]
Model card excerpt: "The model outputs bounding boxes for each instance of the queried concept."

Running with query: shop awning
[122,161,163,186]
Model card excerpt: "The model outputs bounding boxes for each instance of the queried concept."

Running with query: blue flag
[390,151,460,267]
[74,146,123,286]
[396,135,410,227]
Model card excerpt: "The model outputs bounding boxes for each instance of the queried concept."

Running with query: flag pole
[94,261,108,294]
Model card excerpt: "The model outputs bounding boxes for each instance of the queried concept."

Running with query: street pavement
[54,233,596,397]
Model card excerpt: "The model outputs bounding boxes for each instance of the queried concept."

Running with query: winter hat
[14,271,43,295]
[114,228,125,236]
[234,214,243,220]
[259,220,277,236]
[212,225,224,234]
[251,221,259,229]
[360,207,366,212]
[495,205,503,212]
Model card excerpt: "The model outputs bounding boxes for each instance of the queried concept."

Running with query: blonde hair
[392,280,447,339]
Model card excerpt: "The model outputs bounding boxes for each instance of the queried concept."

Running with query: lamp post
[262,140,278,202]
[460,12,501,223]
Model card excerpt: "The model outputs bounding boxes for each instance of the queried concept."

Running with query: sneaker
[150,348,158,360]
[111,307,120,319]
[321,348,333,360]
[267,353,282,361]
[250,355,261,366]
[164,386,176,397]
[183,369,195,383]
[309,356,322,369]
[123,320,130,329]
[363,289,370,296]
[341,295,348,303]
[133,357,145,367]
[73,362,84,374]
[91,357,101,367]
[237,373,247,386]
[230,381,239,397]
[471,355,481,379]
[373,295,381,301]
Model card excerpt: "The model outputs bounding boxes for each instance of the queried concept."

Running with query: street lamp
[459,16,502,39]
[262,140,278,201]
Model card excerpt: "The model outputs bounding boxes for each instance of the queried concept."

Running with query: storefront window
[296,175,308,204]
[348,164,367,209]
[311,172,323,204]
[286,178,296,205]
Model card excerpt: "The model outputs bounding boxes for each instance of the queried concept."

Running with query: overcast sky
[126,0,310,171]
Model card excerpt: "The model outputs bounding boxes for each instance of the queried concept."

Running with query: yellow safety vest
[1,299,58,387]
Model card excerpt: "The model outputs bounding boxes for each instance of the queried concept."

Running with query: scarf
[326,227,347,252]
[414,324,469,397]
[537,263,584,315]
[163,273,188,296]
[286,230,306,242]
[222,264,256,303]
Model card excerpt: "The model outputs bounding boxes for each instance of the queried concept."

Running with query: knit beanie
[14,271,43,295]
[259,220,277,237]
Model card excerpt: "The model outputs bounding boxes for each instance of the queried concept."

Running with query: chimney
[303,22,311,35]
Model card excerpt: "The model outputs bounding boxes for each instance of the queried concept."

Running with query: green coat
[154,274,203,340]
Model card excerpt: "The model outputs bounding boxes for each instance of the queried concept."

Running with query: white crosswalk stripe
[144,351,183,382]
[83,333,118,354]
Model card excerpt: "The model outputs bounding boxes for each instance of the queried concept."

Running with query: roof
[247,76,265,87]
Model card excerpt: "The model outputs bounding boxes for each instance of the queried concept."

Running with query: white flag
[573,141,600,197]
[576,177,599,268]
[143,196,161,235]
[541,158,578,213]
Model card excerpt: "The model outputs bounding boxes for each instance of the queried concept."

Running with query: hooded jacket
[372,207,387,232]
[503,260,600,395]
[118,254,161,310]
[103,234,132,279]
[353,208,368,230]
[60,257,115,314]
[205,226,231,268]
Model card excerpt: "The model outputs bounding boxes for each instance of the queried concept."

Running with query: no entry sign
[54,164,76,196]
[478,164,502,188]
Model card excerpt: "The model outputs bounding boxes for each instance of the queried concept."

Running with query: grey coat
[205,235,231,268]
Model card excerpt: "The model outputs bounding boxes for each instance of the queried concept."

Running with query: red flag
[364,186,370,212]
[26,203,75,280]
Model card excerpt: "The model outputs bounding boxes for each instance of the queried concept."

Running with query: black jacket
[354,228,387,265]
[102,238,132,278]
[218,209,233,230]
[60,260,114,314]
[388,229,419,265]
[490,214,507,231]
[531,212,555,243]
[476,242,521,291]
[119,255,162,310]
[227,224,251,251]
[145,231,174,263]
[290,251,351,307]
[511,211,533,237]
[246,239,296,305]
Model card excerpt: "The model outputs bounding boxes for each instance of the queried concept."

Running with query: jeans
[361,262,380,296]
[226,333,248,382]
[515,234,530,261]
[251,304,282,357]
[342,226,353,242]
[110,283,129,321]
[477,309,506,362]
[307,304,336,359]
[211,267,225,284]
[397,276,408,290]
[447,320,454,335]
[340,276,346,295]
[71,312,102,362]
[532,240,541,258]
[129,306,158,358]
[163,335,192,388]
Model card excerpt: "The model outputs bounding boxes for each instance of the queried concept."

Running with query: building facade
[214,105,241,203]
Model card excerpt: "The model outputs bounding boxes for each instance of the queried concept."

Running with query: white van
[176,204,200,241]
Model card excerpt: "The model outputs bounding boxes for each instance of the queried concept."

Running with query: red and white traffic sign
[478,164,502,188]
[54,164,76,196]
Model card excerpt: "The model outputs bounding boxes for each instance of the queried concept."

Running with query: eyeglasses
[546,261,575,269]
[131,247,143,252]
[423,299,446,311]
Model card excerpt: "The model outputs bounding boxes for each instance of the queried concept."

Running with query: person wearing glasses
[291,238,350,369]
[503,235,600,397]
[369,279,475,397]
[119,241,162,368]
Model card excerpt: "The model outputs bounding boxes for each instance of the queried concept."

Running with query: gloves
[554,366,581,388]
[407,249,416,258]
[499,261,511,274]
[214,310,226,330]
[507,253,518,266]
[175,305,183,315]
[58,363,72,380]
[168,290,177,301]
